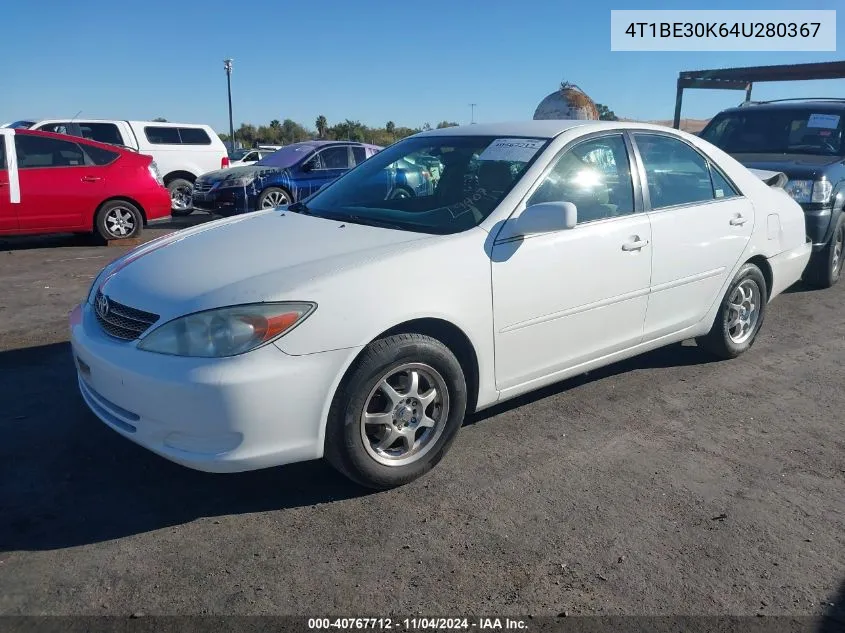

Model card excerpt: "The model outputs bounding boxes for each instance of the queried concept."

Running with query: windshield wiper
[331,213,405,230]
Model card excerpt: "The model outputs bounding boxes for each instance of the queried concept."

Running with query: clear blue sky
[3,0,843,133]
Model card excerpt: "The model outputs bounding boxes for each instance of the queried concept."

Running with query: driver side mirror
[515,201,577,235]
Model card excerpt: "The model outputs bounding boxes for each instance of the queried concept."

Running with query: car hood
[732,153,845,180]
[98,210,435,322]
[199,164,286,184]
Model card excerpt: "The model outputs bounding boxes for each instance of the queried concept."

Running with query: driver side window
[527,134,635,224]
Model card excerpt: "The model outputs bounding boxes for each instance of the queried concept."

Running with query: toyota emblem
[96,293,110,318]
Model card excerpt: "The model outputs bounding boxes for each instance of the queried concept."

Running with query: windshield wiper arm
[334,213,405,230]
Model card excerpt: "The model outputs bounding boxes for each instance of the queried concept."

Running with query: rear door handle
[622,238,649,251]
[81,176,102,183]
[730,215,748,226]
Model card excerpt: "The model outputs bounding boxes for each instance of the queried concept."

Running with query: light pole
[223,59,235,152]
[469,103,477,124]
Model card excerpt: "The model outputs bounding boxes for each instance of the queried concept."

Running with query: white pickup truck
[3,119,229,215]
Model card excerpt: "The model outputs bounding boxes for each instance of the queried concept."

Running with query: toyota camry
[70,121,811,489]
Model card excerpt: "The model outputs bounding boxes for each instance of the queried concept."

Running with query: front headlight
[137,302,316,357]
[785,179,813,203]
[785,179,834,205]
[219,176,255,188]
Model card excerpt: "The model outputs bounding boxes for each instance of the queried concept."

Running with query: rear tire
[324,333,467,490]
[803,213,844,289]
[95,200,143,243]
[167,178,194,216]
[697,263,767,360]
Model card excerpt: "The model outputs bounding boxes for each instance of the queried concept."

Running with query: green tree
[595,103,619,121]
[315,115,328,138]
[385,121,395,137]
[436,121,459,128]
[235,123,257,147]
[270,119,281,130]
[152,117,168,122]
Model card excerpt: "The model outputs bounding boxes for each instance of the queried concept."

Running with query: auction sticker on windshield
[478,138,545,162]
[807,114,840,129]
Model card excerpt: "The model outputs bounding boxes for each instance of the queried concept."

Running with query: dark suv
[700,99,845,288]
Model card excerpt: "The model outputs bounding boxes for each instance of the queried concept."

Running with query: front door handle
[622,238,649,251]
[730,215,748,226]
[81,176,102,183]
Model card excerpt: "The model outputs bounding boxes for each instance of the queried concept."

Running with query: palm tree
[316,115,328,138]
[270,119,281,130]
[386,120,395,140]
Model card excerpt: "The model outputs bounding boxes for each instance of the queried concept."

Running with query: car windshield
[8,120,36,129]
[293,135,550,235]
[255,143,316,168]
[229,149,250,160]
[701,108,845,156]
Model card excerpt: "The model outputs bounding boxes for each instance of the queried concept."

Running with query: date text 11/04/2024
[307,618,529,630]
[624,21,822,38]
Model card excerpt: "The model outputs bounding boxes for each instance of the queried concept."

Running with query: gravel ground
[0,218,843,620]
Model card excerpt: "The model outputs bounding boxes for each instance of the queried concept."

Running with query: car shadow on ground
[0,214,213,252]
[818,576,845,632]
[0,338,720,552]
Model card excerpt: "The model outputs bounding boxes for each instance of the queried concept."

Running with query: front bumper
[801,206,834,251]
[69,301,353,473]
[191,187,256,216]
[768,237,812,299]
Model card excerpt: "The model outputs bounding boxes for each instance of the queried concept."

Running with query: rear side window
[144,126,211,145]
[351,146,367,165]
[79,122,123,146]
[0,137,6,169]
[178,127,211,145]
[634,133,716,209]
[83,144,120,166]
[709,165,740,199]
[15,135,86,168]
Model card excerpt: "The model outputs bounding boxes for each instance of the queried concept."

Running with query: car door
[631,132,755,339]
[14,134,106,230]
[491,133,653,391]
[0,133,18,231]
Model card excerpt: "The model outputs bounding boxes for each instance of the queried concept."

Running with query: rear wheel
[697,263,767,360]
[804,213,844,289]
[324,333,467,490]
[167,178,194,216]
[95,200,143,243]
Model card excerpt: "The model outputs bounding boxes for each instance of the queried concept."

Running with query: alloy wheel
[726,279,760,345]
[360,363,450,467]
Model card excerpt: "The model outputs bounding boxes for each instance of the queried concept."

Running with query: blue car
[191,140,384,216]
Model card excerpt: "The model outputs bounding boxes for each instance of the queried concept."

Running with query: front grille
[94,291,160,341]
[193,180,214,193]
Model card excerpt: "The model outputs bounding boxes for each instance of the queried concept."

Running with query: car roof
[6,128,139,155]
[412,120,686,139]
[718,100,845,114]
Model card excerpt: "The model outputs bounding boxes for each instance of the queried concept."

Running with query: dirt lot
[0,218,843,620]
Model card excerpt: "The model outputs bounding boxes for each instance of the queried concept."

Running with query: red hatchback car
[0,128,171,242]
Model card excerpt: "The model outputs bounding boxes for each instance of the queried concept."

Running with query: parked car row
[2,118,229,215]
[70,120,814,490]
[0,128,170,241]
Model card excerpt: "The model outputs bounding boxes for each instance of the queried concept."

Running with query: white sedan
[70,121,811,489]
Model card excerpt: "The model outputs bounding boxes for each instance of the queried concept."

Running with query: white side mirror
[516,201,577,235]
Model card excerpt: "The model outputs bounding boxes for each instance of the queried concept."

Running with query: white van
[4,119,228,214]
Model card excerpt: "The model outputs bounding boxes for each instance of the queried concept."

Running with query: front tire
[697,262,767,360]
[95,200,143,243]
[804,213,844,289]
[258,187,292,209]
[324,333,467,490]
[167,178,194,216]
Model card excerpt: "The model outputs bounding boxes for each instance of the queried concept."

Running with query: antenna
[469,103,477,124]
[70,110,82,123]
